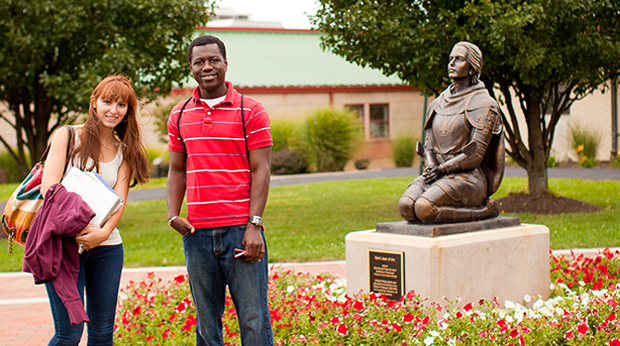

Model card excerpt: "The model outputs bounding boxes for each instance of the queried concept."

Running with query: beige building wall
[8,83,616,169]
[243,89,427,169]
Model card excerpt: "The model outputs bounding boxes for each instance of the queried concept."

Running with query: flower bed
[115,249,620,345]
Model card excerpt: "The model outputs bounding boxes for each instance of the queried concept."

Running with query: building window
[345,104,364,125]
[370,104,389,138]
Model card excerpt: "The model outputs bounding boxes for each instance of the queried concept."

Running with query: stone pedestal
[345,224,550,307]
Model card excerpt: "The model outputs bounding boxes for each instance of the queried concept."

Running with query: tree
[0,0,212,176]
[313,0,620,194]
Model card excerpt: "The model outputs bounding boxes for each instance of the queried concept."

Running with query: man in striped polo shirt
[166,35,273,345]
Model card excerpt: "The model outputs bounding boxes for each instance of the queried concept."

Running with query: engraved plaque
[368,249,404,301]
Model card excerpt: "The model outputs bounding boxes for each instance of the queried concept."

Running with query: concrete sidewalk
[1,248,618,345]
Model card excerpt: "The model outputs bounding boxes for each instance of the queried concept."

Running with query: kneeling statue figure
[399,41,505,224]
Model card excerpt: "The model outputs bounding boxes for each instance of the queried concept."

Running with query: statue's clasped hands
[423,165,444,184]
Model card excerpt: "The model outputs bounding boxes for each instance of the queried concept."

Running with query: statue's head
[449,41,482,85]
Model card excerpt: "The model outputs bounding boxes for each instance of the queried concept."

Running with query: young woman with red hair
[40,75,149,345]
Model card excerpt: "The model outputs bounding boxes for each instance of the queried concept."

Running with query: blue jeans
[183,224,273,346]
[45,244,124,346]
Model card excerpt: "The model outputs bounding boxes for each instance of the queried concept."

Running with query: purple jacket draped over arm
[23,183,95,324]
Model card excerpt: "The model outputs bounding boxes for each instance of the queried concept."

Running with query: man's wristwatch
[168,215,179,226]
[248,215,263,227]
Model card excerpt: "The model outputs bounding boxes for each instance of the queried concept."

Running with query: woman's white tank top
[66,129,123,246]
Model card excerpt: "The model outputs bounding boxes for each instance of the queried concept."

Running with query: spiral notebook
[61,166,124,227]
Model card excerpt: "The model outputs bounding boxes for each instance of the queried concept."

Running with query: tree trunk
[524,92,549,195]
[526,157,548,195]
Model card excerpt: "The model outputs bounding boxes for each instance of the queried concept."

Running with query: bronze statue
[399,41,505,224]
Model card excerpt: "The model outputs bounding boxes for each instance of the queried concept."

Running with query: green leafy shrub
[547,153,558,167]
[0,150,28,183]
[271,118,302,152]
[271,148,309,175]
[611,154,620,168]
[354,158,370,170]
[570,125,601,168]
[151,95,190,144]
[270,119,310,174]
[392,134,416,167]
[146,147,170,178]
[302,107,361,172]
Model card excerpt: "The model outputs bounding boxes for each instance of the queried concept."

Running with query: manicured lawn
[0,176,618,271]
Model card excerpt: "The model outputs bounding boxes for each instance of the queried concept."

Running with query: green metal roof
[183,29,405,88]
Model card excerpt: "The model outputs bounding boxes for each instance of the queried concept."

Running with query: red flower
[577,320,589,335]
[353,300,364,311]
[610,338,620,346]
[422,315,430,326]
[463,303,473,311]
[174,302,187,313]
[183,314,197,332]
[510,329,519,338]
[145,336,154,341]
[456,311,463,318]
[564,330,575,340]
[330,316,340,325]
[403,313,414,324]
[132,306,141,316]
[162,328,173,338]
[607,313,617,322]
[392,322,402,332]
[169,313,177,321]
[337,323,348,336]
[497,319,508,333]
[174,274,186,284]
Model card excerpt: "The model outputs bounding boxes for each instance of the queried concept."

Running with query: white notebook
[61,166,123,227]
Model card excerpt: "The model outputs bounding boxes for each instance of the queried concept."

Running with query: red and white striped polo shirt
[167,82,272,229]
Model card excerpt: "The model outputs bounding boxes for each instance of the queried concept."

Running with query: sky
[216,0,320,29]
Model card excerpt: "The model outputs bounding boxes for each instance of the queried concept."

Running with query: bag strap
[240,95,250,162]
[176,96,250,162]
[176,98,193,151]
[38,125,75,168]
[62,125,75,173]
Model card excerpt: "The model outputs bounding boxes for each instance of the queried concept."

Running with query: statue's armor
[400,82,505,223]
[418,111,489,207]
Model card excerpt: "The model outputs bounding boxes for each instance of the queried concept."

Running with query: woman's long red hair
[72,75,149,187]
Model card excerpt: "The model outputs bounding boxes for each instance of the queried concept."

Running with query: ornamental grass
[116,249,620,345]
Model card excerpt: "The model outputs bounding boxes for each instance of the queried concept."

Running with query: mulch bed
[496,192,604,215]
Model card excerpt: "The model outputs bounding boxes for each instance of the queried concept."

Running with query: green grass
[0,177,618,272]
[0,183,19,200]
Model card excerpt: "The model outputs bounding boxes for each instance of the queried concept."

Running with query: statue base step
[376,216,521,237]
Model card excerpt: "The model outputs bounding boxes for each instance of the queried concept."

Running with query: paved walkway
[125,166,620,203]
